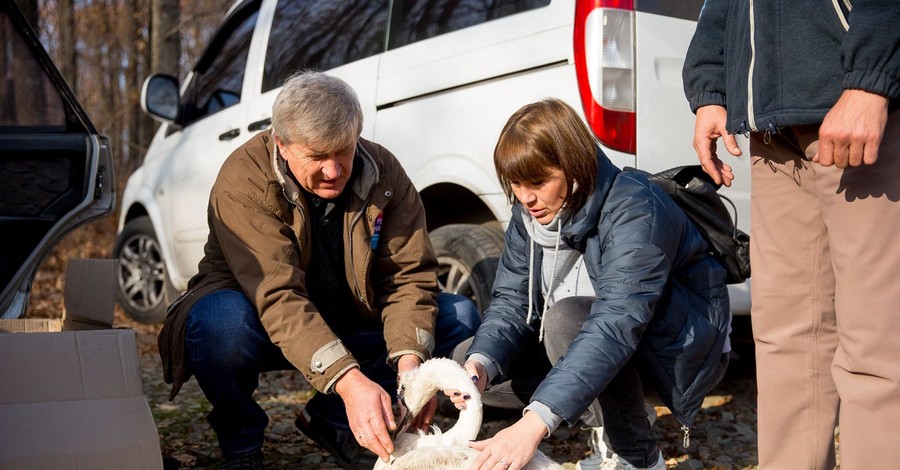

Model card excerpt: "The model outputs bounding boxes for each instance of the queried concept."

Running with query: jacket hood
[562,147,621,252]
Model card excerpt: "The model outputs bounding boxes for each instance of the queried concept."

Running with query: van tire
[430,224,505,314]
[113,216,177,324]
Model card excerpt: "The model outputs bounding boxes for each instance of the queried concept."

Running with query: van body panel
[633,10,750,228]
[375,63,582,225]
[377,1,570,106]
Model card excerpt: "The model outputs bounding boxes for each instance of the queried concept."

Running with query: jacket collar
[561,146,620,252]
[270,133,380,206]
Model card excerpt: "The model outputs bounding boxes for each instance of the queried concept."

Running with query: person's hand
[692,105,741,187]
[334,368,395,462]
[396,355,437,432]
[444,360,487,411]
[814,89,889,168]
[467,411,547,470]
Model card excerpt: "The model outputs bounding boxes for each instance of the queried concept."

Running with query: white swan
[374,357,564,470]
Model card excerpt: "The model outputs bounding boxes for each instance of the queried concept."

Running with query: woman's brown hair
[493,98,599,212]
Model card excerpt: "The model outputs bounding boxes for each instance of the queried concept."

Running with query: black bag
[630,165,751,284]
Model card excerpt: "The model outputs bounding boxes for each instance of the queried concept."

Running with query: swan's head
[394,358,481,436]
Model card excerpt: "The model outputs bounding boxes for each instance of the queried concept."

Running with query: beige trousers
[750,110,900,470]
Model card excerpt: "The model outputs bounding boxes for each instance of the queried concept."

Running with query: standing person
[446,98,731,470]
[157,71,480,470]
[683,1,900,468]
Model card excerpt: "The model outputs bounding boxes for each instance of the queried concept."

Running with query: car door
[154,0,262,279]
[0,2,115,318]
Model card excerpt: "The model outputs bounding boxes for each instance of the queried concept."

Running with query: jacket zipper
[283,188,308,246]
[669,408,693,449]
[347,145,383,308]
[347,189,375,307]
[746,0,758,132]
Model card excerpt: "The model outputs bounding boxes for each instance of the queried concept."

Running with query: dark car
[0,2,115,319]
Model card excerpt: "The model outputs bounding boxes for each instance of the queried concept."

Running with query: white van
[115,0,751,323]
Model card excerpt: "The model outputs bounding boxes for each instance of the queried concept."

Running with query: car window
[262,0,389,93]
[0,11,66,130]
[182,4,259,125]
[387,0,550,50]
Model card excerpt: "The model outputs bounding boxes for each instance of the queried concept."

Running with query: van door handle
[248,118,271,132]
[218,128,240,141]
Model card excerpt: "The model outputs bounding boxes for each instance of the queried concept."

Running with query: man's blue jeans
[184,290,480,456]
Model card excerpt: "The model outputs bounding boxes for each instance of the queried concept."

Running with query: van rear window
[388,0,550,50]
[263,0,389,93]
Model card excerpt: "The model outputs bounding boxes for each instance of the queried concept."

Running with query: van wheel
[431,224,505,314]
[113,216,176,324]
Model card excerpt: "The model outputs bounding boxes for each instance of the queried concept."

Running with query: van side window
[388,0,549,49]
[262,0,390,93]
[183,5,259,125]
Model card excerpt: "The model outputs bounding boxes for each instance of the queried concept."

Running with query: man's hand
[693,105,741,187]
[814,89,889,168]
[467,411,547,470]
[396,355,437,432]
[334,368,395,462]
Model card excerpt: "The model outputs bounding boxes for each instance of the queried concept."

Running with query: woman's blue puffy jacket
[467,151,730,427]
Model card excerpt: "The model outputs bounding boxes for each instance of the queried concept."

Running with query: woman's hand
[444,360,487,410]
[467,412,547,470]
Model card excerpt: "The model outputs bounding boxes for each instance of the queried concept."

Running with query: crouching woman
[450,99,731,470]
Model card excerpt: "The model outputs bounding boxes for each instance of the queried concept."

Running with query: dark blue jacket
[467,151,730,427]
[683,0,900,134]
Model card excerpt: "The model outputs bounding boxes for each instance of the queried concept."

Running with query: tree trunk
[118,0,153,178]
[151,0,180,77]
[56,0,77,93]
[10,0,43,126]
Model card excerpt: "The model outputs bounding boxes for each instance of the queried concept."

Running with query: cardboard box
[0,259,162,469]
[62,258,117,330]
[0,259,116,333]
[0,318,62,333]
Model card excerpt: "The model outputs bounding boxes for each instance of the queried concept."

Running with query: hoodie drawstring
[526,239,535,325]
[530,218,563,342]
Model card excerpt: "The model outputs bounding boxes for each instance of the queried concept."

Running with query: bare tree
[9,0,43,126]
[56,0,76,92]
[122,0,155,178]
[151,0,180,77]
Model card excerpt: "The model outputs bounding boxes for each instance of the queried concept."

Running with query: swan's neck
[445,399,482,442]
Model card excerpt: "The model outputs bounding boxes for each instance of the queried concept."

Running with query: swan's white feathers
[388,446,479,470]
[373,358,564,470]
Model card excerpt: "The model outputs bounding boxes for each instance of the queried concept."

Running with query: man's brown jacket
[158,132,439,400]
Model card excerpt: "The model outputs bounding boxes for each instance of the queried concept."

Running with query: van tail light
[574,0,636,154]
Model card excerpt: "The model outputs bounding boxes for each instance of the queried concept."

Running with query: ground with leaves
[27,220,763,469]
